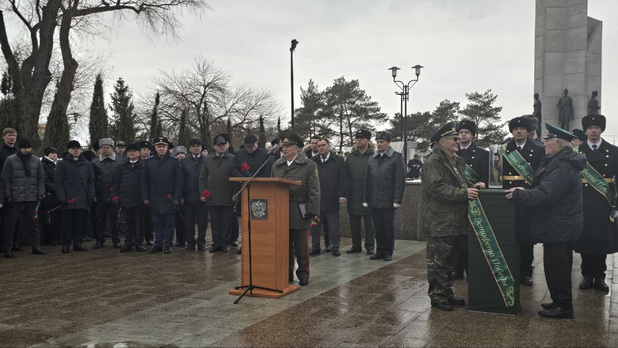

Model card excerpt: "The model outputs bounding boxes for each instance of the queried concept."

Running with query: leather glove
[393,203,401,208]
[362,202,368,207]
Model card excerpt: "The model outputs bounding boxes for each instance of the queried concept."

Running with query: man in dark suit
[180,138,209,251]
[573,114,618,292]
[311,138,347,256]
[501,116,544,286]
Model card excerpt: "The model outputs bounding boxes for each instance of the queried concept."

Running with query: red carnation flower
[69,197,77,204]
[241,163,251,171]
[201,189,211,199]
[112,196,120,202]
[167,194,172,198]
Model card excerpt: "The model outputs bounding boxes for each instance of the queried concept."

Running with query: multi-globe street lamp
[388,64,423,163]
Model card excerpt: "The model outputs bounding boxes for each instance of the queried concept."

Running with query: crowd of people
[1,112,615,319]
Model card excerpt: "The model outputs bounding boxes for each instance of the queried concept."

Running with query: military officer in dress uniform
[502,116,544,286]
[573,114,618,292]
[453,119,490,279]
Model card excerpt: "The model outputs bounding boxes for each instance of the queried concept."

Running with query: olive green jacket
[271,152,321,230]
[420,144,471,237]
[346,142,374,215]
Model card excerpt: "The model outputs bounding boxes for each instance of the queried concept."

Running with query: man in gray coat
[2,138,45,258]
[363,131,405,261]
[91,138,122,249]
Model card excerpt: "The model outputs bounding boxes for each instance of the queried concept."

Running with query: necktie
[592,144,598,151]
[322,155,327,163]
[517,146,522,151]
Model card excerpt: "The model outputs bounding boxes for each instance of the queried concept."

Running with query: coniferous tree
[110,77,137,145]
[459,90,506,147]
[150,92,160,140]
[226,118,233,144]
[89,74,108,147]
[277,117,281,135]
[258,115,266,148]
[0,71,20,134]
[43,84,70,150]
[177,109,189,146]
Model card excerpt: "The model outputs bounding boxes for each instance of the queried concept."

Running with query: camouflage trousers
[426,235,466,301]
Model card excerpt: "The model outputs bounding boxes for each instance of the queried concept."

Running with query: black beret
[44,147,57,156]
[189,138,202,146]
[213,133,230,145]
[126,142,141,152]
[376,131,392,142]
[456,120,477,135]
[582,114,606,132]
[571,129,587,142]
[508,116,532,132]
[67,140,81,149]
[544,123,576,142]
[431,122,458,143]
[17,138,32,149]
[354,129,372,139]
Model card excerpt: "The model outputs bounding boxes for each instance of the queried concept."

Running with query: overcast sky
[78,0,618,140]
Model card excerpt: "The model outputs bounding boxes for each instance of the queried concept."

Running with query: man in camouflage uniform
[421,122,484,311]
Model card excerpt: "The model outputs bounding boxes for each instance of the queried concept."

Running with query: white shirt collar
[286,153,299,166]
[588,139,602,148]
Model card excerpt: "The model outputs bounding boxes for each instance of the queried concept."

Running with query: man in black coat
[305,135,320,159]
[112,142,147,252]
[91,138,122,249]
[311,138,347,256]
[55,140,95,254]
[141,136,184,254]
[0,127,17,252]
[40,147,62,245]
[199,134,242,253]
[139,140,155,245]
[502,116,544,286]
[573,114,618,292]
[180,138,209,251]
[507,123,586,319]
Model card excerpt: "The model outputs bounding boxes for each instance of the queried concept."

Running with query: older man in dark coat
[141,136,184,254]
[573,114,618,292]
[199,133,242,253]
[180,138,209,251]
[91,138,122,249]
[40,147,61,245]
[508,123,586,319]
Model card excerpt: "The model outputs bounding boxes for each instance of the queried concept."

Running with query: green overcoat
[346,142,374,215]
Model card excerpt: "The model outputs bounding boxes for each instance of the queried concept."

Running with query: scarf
[17,151,32,177]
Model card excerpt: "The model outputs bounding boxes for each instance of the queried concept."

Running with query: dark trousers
[5,201,40,249]
[1,202,17,249]
[41,205,62,244]
[349,213,374,252]
[174,210,185,244]
[209,205,233,247]
[543,243,573,307]
[61,209,86,247]
[290,228,310,281]
[151,213,175,247]
[372,208,396,256]
[311,211,339,250]
[184,202,208,247]
[453,236,469,276]
[521,244,534,278]
[119,206,145,246]
[580,253,607,279]
[94,201,120,244]
[144,205,154,242]
[230,200,240,242]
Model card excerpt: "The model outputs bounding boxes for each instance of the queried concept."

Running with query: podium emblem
[250,199,268,220]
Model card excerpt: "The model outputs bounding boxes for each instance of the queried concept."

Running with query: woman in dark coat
[507,124,586,319]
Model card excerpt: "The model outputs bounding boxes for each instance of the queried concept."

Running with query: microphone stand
[233,149,283,304]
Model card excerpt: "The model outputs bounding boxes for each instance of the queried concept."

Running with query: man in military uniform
[115,141,126,158]
[453,119,489,279]
[422,122,484,311]
[91,138,122,249]
[271,131,320,286]
[573,114,618,292]
[502,116,544,286]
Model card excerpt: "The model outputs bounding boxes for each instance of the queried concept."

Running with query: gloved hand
[393,203,401,208]
[362,202,368,208]
[61,200,69,207]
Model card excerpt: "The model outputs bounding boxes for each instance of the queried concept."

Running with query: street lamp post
[290,39,299,128]
[388,65,423,163]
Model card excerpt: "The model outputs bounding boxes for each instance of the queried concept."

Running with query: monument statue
[532,93,542,135]
[556,88,574,130]
[588,90,600,115]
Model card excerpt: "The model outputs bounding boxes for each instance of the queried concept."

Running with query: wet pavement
[1,236,616,347]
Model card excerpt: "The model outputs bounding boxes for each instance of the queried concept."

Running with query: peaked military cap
[213,133,230,145]
[139,140,153,150]
[280,132,303,148]
[126,142,141,152]
[544,123,577,141]
[355,129,372,139]
[431,122,458,143]
[456,120,477,135]
[571,129,587,142]
[582,114,606,132]
[376,131,392,142]
[508,116,532,132]
[153,136,171,147]
[116,141,126,147]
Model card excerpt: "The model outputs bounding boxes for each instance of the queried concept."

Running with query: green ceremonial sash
[468,197,516,307]
[464,164,479,183]
[499,144,535,184]
[575,146,617,221]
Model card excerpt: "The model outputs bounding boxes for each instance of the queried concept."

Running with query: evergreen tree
[89,74,109,147]
[43,84,70,150]
[150,92,160,140]
[227,118,233,145]
[177,109,189,146]
[258,115,266,148]
[459,90,506,147]
[110,77,137,145]
[277,117,281,135]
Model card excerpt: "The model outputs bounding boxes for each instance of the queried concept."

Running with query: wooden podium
[228,177,302,299]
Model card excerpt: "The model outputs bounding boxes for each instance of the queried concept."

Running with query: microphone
[267,144,280,155]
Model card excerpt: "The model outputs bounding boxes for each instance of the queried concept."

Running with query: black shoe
[383,254,392,261]
[120,245,133,253]
[332,249,341,257]
[4,251,13,258]
[452,272,464,280]
[222,245,229,253]
[431,300,453,311]
[164,247,172,254]
[135,245,147,252]
[73,245,88,252]
[209,246,218,253]
[289,275,294,282]
[32,247,46,255]
[12,245,23,252]
[448,297,466,305]
[579,277,594,289]
[92,242,104,249]
[113,242,121,249]
[82,236,92,242]
[366,249,375,255]
[61,245,70,254]
[325,245,331,253]
[236,248,242,255]
[230,241,239,247]
[174,241,186,247]
[370,253,384,260]
[45,241,58,246]
[150,246,163,253]
[309,249,321,256]
[299,279,309,286]
[541,302,555,310]
[346,247,362,254]
[146,240,154,246]
[538,306,573,319]
[594,278,609,292]
[198,245,207,252]
[186,244,196,251]
[520,276,533,286]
